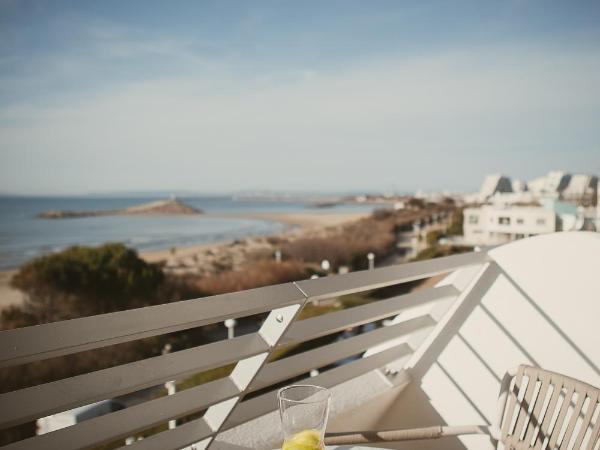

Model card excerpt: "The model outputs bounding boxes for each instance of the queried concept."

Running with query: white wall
[463,206,556,246]
[330,232,600,450]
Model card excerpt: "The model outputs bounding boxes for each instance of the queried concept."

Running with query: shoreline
[140,211,369,264]
[0,210,370,309]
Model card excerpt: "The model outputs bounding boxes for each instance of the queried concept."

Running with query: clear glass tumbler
[278,385,331,450]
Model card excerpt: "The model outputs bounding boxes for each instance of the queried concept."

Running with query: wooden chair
[324,365,600,449]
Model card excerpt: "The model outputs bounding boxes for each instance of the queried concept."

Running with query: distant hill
[38,198,203,219]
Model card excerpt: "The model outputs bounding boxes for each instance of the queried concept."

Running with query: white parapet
[328,232,600,450]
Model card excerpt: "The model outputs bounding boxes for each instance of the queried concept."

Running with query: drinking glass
[278,385,331,450]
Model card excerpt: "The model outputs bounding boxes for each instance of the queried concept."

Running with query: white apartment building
[528,170,571,198]
[463,205,556,245]
[477,174,513,201]
[510,178,528,192]
[561,174,598,206]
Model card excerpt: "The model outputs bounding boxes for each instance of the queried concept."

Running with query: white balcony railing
[1,232,599,450]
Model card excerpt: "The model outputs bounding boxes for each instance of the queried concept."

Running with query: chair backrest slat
[560,388,587,449]
[585,407,600,450]
[524,371,551,446]
[499,365,599,450]
[573,391,598,449]
[534,376,564,449]
[502,367,525,442]
[514,371,539,442]
[547,383,576,448]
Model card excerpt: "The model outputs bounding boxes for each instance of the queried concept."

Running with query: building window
[516,218,524,225]
[536,218,546,225]
[468,215,479,224]
[498,216,511,225]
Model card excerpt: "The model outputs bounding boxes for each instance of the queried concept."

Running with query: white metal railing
[0,251,491,450]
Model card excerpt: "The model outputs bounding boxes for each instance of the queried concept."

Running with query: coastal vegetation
[191,260,309,296]
[411,210,471,261]
[5,243,165,327]
[446,207,464,235]
[282,214,396,270]
[411,244,472,262]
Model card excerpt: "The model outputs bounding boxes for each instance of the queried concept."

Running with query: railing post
[224,319,237,339]
[367,252,375,270]
[198,294,308,449]
[164,381,177,430]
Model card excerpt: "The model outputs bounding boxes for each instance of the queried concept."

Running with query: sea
[0,196,374,270]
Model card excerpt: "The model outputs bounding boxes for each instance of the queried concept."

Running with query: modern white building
[510,178,528,193]
[488,191,537,206]
[527,171,571,198]
[470,171,598,208]
[477,174,513,202]
[463,205,556,246]
[561,174,598,206]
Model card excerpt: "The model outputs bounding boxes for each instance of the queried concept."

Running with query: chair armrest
[325,425,491,445]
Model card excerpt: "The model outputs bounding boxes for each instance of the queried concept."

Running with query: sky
[1,0,600,195]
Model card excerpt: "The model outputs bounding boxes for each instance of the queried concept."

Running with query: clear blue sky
[1,0,599,195]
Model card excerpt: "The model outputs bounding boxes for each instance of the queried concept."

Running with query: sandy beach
[0,270,24,310]
[206,211,369,229]
[0,210,369,309]
[141,211,368,263]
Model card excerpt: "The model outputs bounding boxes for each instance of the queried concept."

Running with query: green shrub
[13,243,162,302]
[447,209,464,235]
[411,245,472,262]
[407,198,426,209]
[6,243,164,327]
[426,230,442,247]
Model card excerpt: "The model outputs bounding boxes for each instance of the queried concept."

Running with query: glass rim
[277,384,331,404]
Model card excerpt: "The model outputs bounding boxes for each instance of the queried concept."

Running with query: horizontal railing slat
[0,333,268,429]
[295,251,488,301]
[224,345,414,431]
[124,417,213,450]
[251,319,432,392]
[0,283,305,368]
[281,284,458,345]
[2,377,239,450]
[0,253,481,369]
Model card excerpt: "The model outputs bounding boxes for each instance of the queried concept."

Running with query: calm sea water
[0,196,373,270]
